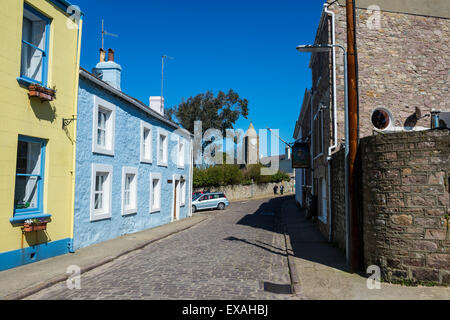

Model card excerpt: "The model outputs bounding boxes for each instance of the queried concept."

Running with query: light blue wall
[73,77,191,251]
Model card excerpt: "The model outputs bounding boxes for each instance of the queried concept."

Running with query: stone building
[243,122,259,165]
[294,0,449,243]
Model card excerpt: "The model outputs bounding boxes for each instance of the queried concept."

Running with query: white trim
[180,178,186,207]
[92,96,116,156]
[157,128,168,167]
[121,167,138,216]
[171,174,181,222]
[149,172,162,213]
[90,163,113,221]
[140,121,153,164]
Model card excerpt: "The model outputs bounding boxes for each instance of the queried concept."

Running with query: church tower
[244,122,259,165]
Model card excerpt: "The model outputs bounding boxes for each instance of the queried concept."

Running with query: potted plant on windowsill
[23,218,49,232]
[28,84,56,101]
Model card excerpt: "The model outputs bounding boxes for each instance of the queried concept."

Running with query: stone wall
[355,8,449,137]
[361,130,449,285]
[322,1,450,140]
[329,130,449,284]
[194,180,295,202]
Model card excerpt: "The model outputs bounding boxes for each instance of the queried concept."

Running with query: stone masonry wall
[194,180,295,202]
[361,130,450,285]
[326,1,449,141]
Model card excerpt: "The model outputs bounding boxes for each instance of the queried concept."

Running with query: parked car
[192,192,229,213]
[192,190,211,200]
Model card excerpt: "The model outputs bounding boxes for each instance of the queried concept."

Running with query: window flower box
[23,218,49,232]
[28,84,56,102]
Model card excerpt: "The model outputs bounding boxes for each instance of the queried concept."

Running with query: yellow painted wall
[0,0,82,253]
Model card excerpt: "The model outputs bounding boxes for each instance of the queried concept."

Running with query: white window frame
[121,167,138,216]
[149,172,162,213]
[92,96,116,156]
[140,121,152,163]
[157,128,168,167]
[90,164,113,221]
[177,137,185,169]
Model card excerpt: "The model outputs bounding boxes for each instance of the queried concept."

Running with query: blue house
[73,49,193,251]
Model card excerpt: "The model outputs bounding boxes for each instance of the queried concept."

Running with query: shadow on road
[224,236,286,257]
[222,196,290,257]
[232,195,350,273]
[234,196,286,233]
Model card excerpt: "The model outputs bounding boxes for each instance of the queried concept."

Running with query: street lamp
[296,43,350,263]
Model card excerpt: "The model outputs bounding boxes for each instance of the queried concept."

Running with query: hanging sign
[292,142,310,168]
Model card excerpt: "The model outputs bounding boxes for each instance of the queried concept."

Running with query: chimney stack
[99,48,106,62]
[108,48,115,62]
[92,48,122,90]
[149,96,164,116]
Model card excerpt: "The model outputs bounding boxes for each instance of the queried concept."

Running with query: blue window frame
[10,136,50,223]
[18,3,51,87]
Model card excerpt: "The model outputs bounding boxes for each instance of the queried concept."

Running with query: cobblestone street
[26,197,300,300]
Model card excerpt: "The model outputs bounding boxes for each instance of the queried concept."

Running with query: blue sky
[74,0,324,155]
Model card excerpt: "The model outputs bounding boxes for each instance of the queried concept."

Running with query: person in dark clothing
[280,185,284,195]
[273,185,278,195]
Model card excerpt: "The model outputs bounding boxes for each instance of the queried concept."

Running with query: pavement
[0,214,207,300]
[280,195,450,300]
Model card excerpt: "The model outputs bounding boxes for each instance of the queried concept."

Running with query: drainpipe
[69,13,83,253]
[324,3,337,243]
[189,139,194,216]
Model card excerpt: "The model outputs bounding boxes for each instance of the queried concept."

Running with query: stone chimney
[149,96,164,116]
[92,48,122,90]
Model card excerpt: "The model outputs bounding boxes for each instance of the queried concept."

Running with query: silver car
[192,192,229,213]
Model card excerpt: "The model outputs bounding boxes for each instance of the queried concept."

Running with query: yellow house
[0,0,82,270]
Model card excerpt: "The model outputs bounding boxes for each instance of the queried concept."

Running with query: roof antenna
[101,19,118,50]
[161,55,174,113]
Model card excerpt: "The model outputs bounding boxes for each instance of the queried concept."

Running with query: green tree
[166,90,249,134]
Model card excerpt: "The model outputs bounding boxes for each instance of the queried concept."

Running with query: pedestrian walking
[280,185,284,195]
[273,184,278,195]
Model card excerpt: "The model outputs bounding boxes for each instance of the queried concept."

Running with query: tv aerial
[101,19,118,50]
